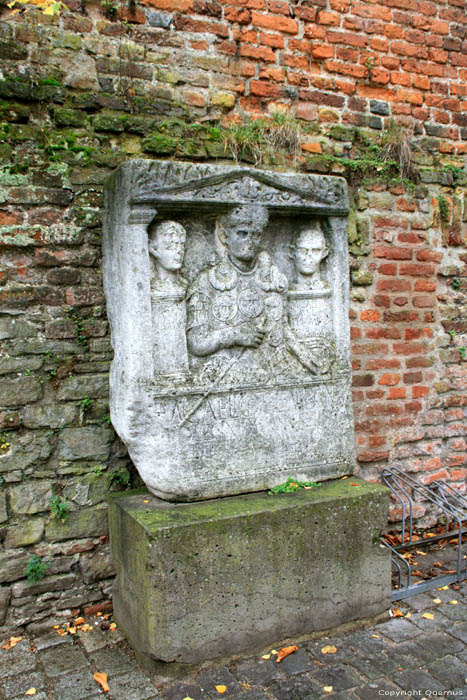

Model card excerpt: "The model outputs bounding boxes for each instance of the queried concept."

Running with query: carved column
[151,287,190,382]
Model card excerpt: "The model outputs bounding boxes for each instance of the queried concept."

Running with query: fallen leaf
[422,613,434,620]
[349,482,360,487]
[93,671,110,693]
[438,585,449,590]
[415,550,427,556]
[109,622,117,631]
[391,608,404,618]
[433,561,442,568]
[271,649,278,655]
[1,636,23,650]
[182,697,195,700]
[80,624,93,632]
[261,654,271,660]
[371,634,380,639]
[215,685,227,694]
[68,627,77,635]
[405,613,411,618]
[444,570,456,574]
[276,645,299,663]
[449,599,458,605]
[433,597,441,604]
[25,690,36,696]
[321,645,337,654]
[97,612,103,617]
[143,499,149,503]
[323,686,333,693]
[74,617,85,625]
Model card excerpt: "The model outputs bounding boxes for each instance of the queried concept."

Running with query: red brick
[385,24,403,39]
[396,88,424,105]
[406,356,433,368]
[400,262,435,277]
[389,387,407,399]
[413,75,431,90]
[225,6,251,22]
[429,48,449,63]
[405,400,423,413]
[377,279,411,291]
[353,342,390,355]
[141,0,193,8]
[413,295,435,308]
[403,371,423,383]
[360,309,380,322]
[398,233,425,244]
[353,1,392,21]
[404,29,426,45]
[405,328,422,340]
[391,41,428,59]
[240,44,275,61]
[365,327,402,340]
[312,45,335,60]
[394,297,408,306]
[84,600,113,616]
[289,38,312,53]
[327,30,368,47]
[260,32,284,48]
[258,67,285,81]
[374,294,391,307]
[175,16,229,36]
[357,85,395,100]
[391,72,412,87]
[379,373,400,386]
[358,450,390,462]
[370,37,389,52]
[378,263,398,276]
[296,102,318,121]
[251,11,298,33]
[0,211,22,226]
[366,403,404,416]
[116,5,146,22]
[393,342,426,355]
[350,327,362,339]
[344,16,363,31]
[370,68,391,84]
[318,10,341,25]
[269,0,290,14]
[352,374,375,387]
[374,246,412,260]
[250,80,283,97]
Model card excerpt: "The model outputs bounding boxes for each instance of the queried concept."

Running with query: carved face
[149,222,186,272]
[219,205,268,264]
[294,227,328,276]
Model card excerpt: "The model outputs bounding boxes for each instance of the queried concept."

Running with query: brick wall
[0,0,465,633]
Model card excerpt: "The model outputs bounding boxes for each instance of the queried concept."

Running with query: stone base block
[109,477,390,665]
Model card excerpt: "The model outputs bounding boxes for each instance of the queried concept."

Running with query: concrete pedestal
[109,478,390,665]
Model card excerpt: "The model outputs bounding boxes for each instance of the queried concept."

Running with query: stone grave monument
[103,160,390,666]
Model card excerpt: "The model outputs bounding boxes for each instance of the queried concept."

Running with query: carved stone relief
[103,160,354,501]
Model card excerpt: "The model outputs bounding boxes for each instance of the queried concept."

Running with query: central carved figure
[187,204,287,358]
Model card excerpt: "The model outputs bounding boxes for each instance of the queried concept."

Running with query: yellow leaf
[68,627,76,635]
[449,599,458,605]
[371,634,380,638]
[321,645,337,654]
[215,686,227,694]
[93,672,110,693]
[109,622,117,631]
[25,689,36,696]
[74,617,85,625]
[324,686,333,693]
[415,550,427,556]
[438,585,449,590]
[405,613,411,618]
[271,649,278,655]
[182,697,195,700]
[143,499,149,503]
[391,608,404,618]
[97,612,102,616]
[261,654,271,660]
[433,598,441,604]
[422,613,434,620]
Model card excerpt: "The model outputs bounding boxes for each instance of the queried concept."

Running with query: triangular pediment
[130,160,348,214]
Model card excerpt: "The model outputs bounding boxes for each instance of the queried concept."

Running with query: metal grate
[381,468,467,601]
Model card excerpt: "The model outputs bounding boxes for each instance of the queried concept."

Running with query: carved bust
[148,220,187,295]
[291,221,329,294]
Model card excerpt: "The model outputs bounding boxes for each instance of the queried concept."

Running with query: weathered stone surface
[0,587,11,625]
[55,426,112,462]
[0,376,42,406]
[103,159,353,501]
[57,374,109,400]
[0,357,43,375]
[0,549,30,583]
[4,517,45,548]
[110,478,390,663]
[63,470,123,506]
[80,549,115,583]
[11,573,76,599]
[45,505,108,541]
[9,480,53,514]
[0,433,53,474]
[63,53,99,90]
[0,491,7,523]
[21,402,79,429]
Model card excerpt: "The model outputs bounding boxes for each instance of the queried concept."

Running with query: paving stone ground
[1,581,466,700]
